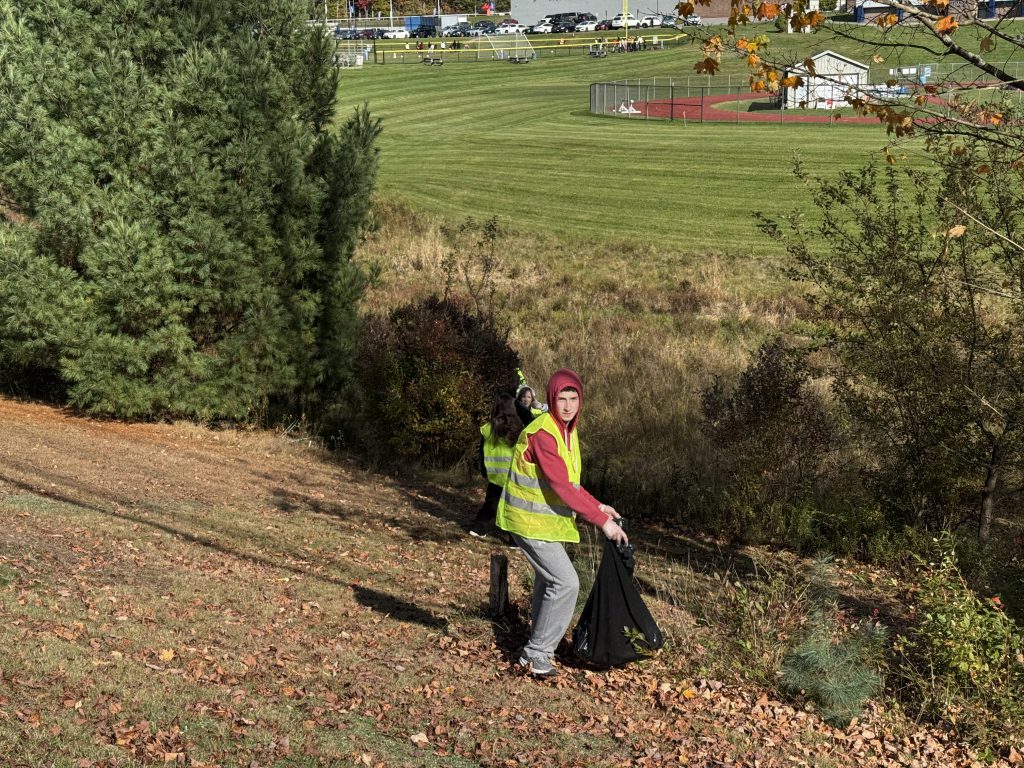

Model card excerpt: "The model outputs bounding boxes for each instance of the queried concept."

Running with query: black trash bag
[572,537,664,668]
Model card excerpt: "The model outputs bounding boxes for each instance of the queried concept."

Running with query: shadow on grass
[353,584,448,629]
[0,470,359,588]
[270,486,356,521]
[747,99,784,112]
[486,602,530,662]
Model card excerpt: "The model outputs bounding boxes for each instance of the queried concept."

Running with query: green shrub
[781,562,886,728]
[704,565,812,685]
[700,339,836,544]
[895,536,1024,752]
[352,295,520,467]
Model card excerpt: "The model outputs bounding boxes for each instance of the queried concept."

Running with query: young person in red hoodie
[496,368,628,678]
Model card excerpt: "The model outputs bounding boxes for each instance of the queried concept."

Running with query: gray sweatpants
[512,535,580,663]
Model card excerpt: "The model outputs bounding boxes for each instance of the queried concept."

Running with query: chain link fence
[371,33,692,65]
[591,65,1024,124]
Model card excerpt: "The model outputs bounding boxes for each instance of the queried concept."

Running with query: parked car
[611,12,639,28]
[383,27,410,38]
[334,26,361,39]
[410,24,437,37]
[575,12,597,22]
[550,12,579,23]
[529,21,555,33]
[360,27,386,39]
[639,14,662,27]
[682,14,702,25]
[495,23,528,34]
[595,18,613,30]
[552,20,576,32]
[575,19,598,31]
[467,20,497,35]
[442,21,472,36]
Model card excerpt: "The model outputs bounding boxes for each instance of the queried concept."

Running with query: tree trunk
[979,444,999,542]
[488,552,509,617]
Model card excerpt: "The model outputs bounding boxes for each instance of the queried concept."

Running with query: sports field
[334,24,983,256]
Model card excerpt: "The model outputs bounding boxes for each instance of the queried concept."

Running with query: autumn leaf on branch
[696,57,721,74]
[876,13,899,28]
[791,10,826,30]
[947,225,967,238]
[756,3,780,20]
[980,35,995,52]
[934,15,958,34]
[702,34,725,54]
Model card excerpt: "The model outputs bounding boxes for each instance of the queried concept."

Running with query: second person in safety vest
[469,393,522,539]
[496,368,628,678]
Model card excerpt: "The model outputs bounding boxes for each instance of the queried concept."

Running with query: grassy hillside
[0,397,996,766]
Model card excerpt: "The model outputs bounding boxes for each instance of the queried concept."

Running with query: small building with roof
[783,50,869,109]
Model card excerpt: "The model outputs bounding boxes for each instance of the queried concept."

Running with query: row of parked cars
[526,11,701,33]
[333,26,409,39]
[333,12,700,42]
[439,19,530,36]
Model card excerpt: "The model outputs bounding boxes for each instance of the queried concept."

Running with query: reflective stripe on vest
[496,412,581,543]
[480,423,515,487]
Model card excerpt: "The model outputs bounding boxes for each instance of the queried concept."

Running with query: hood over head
[516,384,535,400]
[546,368,584,429]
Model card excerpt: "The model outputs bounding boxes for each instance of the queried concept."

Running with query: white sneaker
[516,655,558,678]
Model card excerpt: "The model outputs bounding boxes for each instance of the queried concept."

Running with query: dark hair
[490,393,521,445]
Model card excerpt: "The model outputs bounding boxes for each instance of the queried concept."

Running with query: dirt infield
[629,91,882,124]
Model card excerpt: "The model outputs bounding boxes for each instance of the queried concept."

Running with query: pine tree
[0,1,379,419]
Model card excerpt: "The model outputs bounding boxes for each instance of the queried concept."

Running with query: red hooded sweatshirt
[521,368,607,527]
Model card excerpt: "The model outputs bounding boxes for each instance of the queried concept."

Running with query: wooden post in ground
[488,552,509,617]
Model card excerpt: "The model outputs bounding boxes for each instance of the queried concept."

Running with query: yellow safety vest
[480,423,515,487]
[496,412,581,543]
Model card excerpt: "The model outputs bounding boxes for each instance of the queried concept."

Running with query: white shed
[783,50,869,109]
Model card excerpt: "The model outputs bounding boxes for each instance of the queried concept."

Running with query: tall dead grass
[358,199,808,522]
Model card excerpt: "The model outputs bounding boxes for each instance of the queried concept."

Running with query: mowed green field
[334,22,1024,256]
[332,25,939,256]
[335,57,883,255]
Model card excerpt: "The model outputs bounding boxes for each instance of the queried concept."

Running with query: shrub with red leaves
[353,295,520,467]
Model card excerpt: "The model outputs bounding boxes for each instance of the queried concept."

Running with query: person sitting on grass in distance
[469,393,522,540]
[497,368,628,678]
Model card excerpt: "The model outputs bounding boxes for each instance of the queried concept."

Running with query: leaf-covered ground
[0,397,1006,767]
